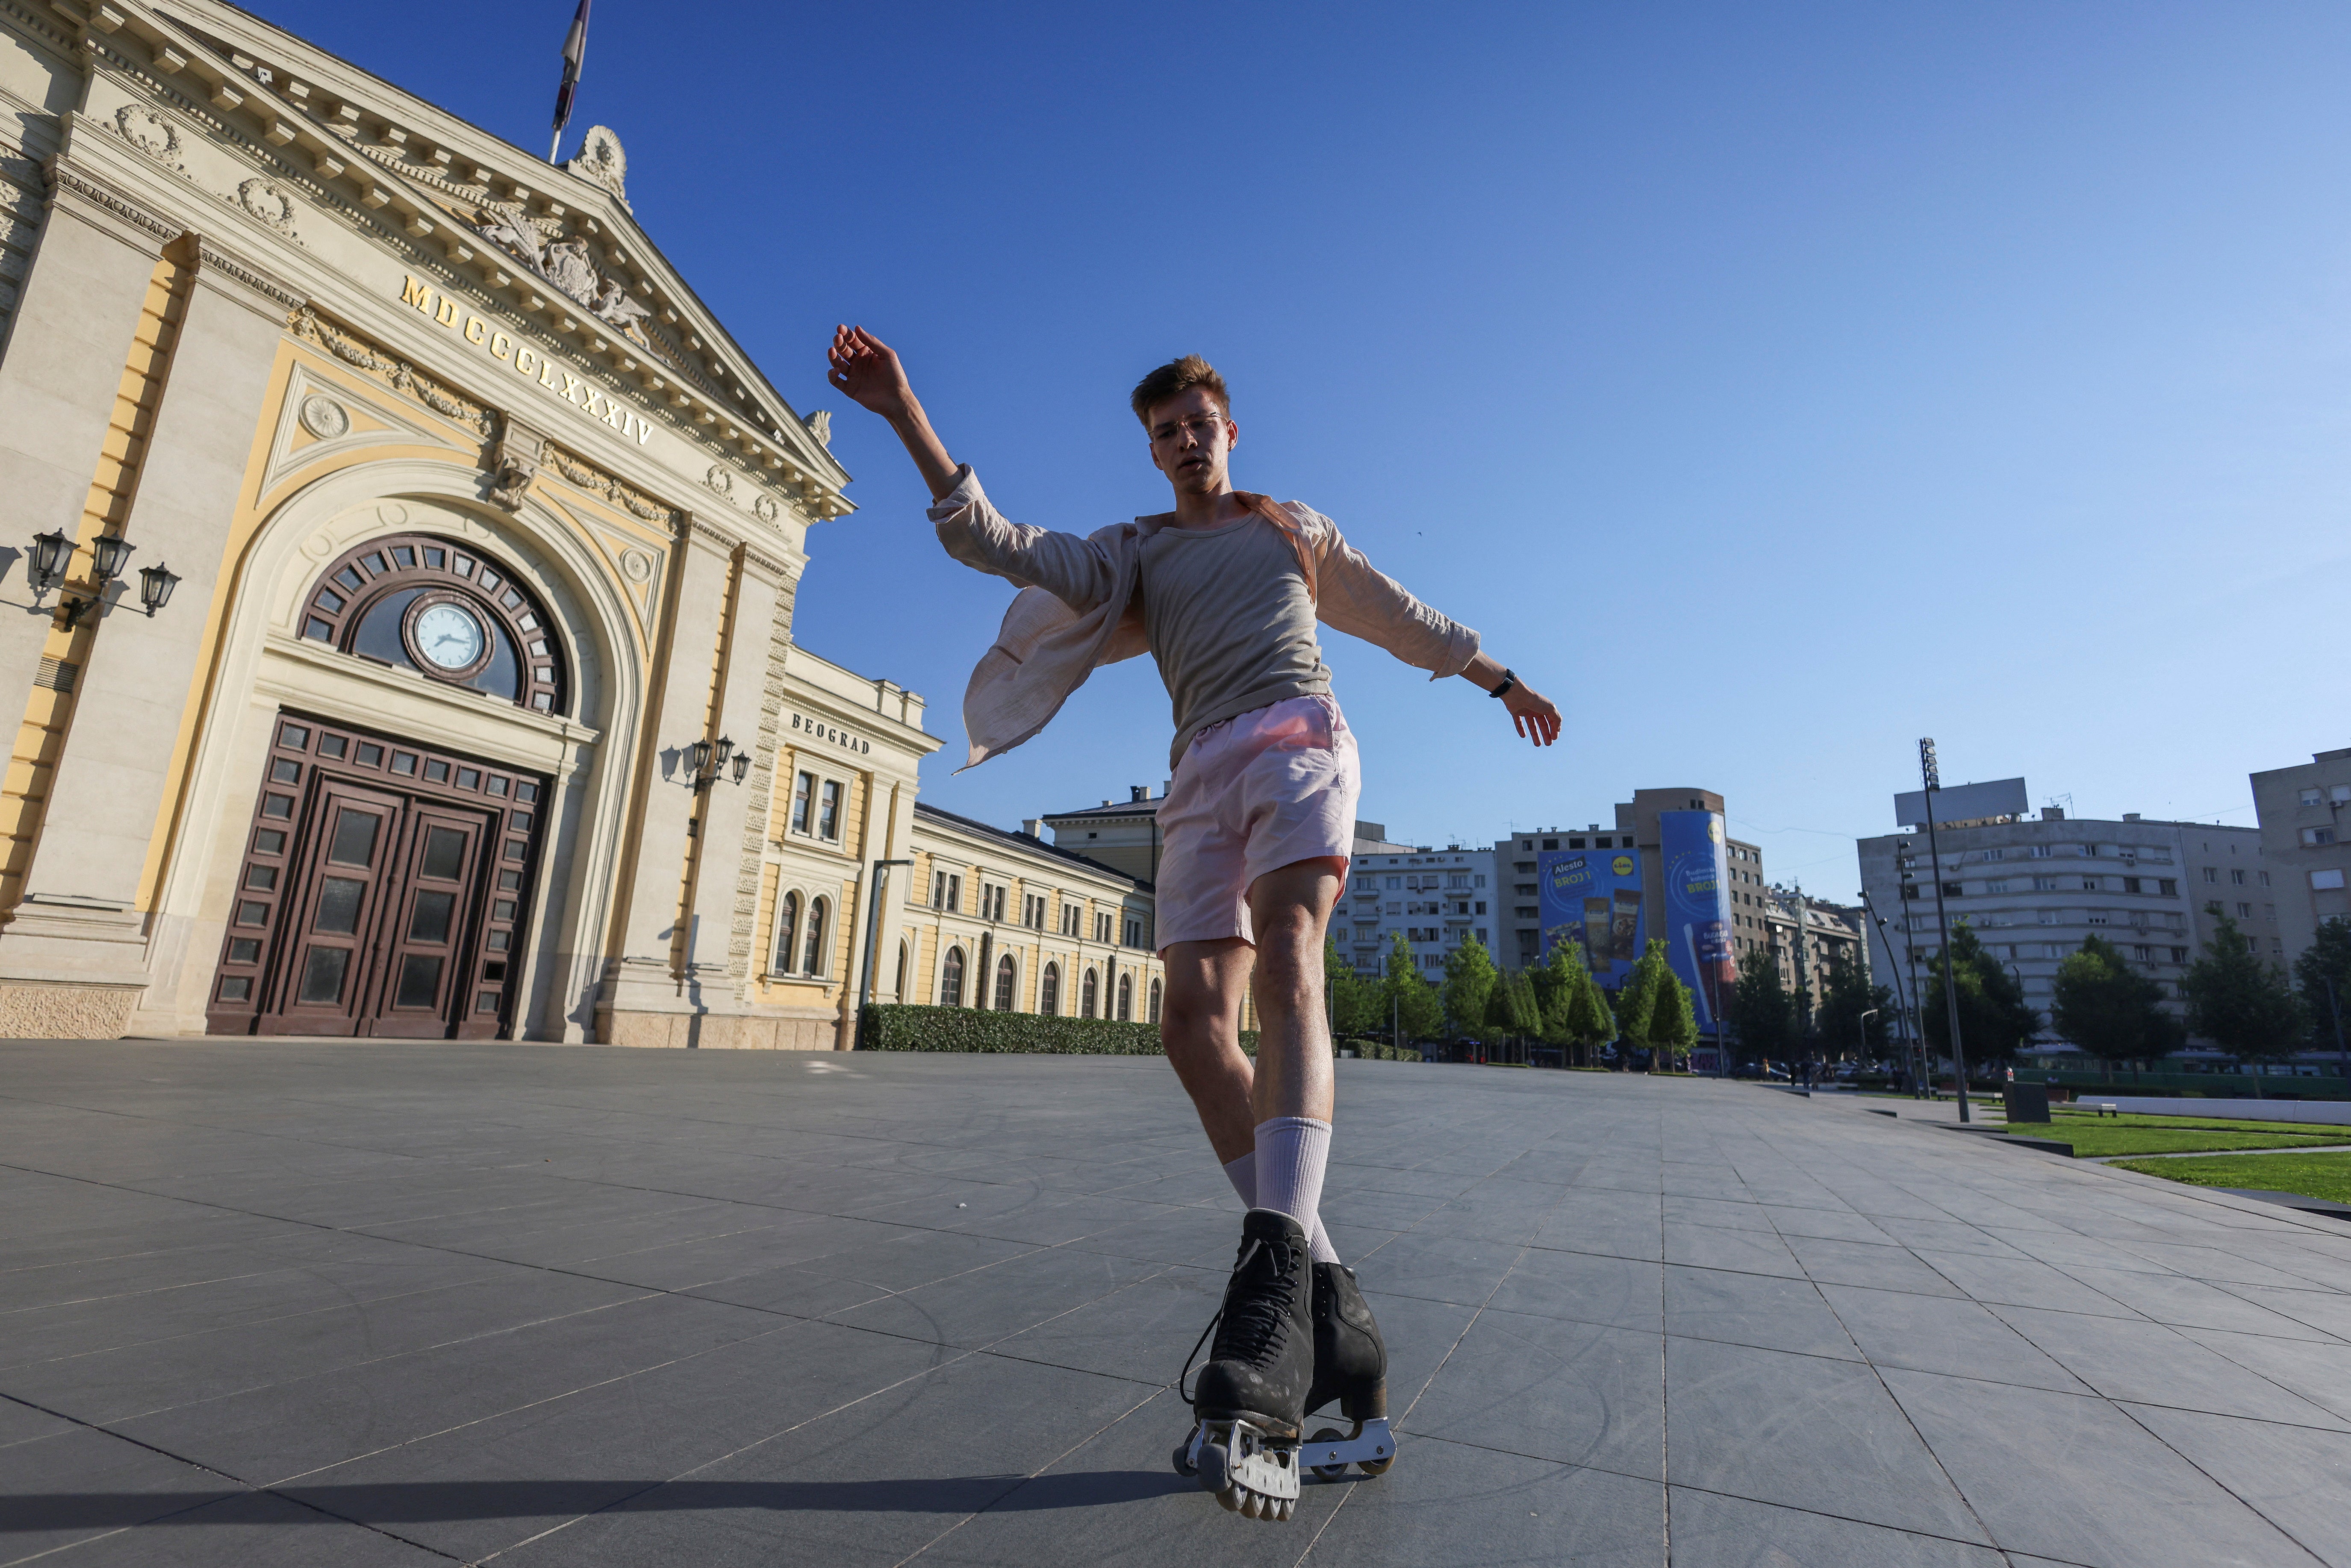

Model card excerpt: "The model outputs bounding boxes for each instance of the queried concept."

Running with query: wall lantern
[137,561,180,618]
[58,533,133,628]
[684,735,746,794]
[26,529,74,595]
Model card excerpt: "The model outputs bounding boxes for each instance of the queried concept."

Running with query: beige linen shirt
[928,466,1481,770]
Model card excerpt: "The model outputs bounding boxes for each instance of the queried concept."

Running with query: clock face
[412,602,486,671]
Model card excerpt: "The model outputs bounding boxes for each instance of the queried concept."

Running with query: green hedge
[857,1002,1258,1056]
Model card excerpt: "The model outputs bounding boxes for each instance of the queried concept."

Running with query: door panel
[258,781,404,1036]
[365,808,489,1038]
[209,713,547,1039]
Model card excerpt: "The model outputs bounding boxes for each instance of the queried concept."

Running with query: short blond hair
[1130,355,1229,427]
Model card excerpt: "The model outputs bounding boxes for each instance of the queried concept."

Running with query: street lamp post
[1859,1007,1879,1065]
[1860,889,1920,1094]
[1918,738,1972,1123]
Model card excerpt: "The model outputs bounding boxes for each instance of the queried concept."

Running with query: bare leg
[1160,857,1346,1150]
[1243,857,1345,1124]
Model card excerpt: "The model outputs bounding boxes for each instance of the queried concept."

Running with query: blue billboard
[1659,810,1735,1032]
[1538,847,1643,984]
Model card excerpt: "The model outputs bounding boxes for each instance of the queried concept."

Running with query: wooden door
[264,781,405,1036]
[364,807,492,1038]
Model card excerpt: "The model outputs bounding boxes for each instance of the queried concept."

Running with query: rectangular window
[2033,876,2058,891]
[2231,869,2247,885]
[1095,912,1112,943]
[2081,878,2100,891]
[2336,784,2351,803]
[2313,869,2347,891]
[2159,879,2177,896]
[2204,866,2221,880]
[817,780,841,840]
[1062,903,1080,935]
[1942,883,1965,899]
[2305,788,2325,806]
[2030,846,2052,859]
[1125,917,1143,947]
[1986,880,2010,894]
[2310,828,2339,846]
[792,772,813,834]
[2088,913,2109,925]
[2258,871,2271,887]
[933,871,960,911]
[2238,902,2253,918]
[2037,911,2059,925]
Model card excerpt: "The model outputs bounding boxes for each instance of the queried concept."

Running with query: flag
[551,0,591,136]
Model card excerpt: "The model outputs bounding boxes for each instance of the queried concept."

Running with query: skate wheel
[1216,1483,1242,1513]
[1240,1488,1265,1518]
[1357,1453,1395,1476]
[1171,1439,1196,1478]
[1309,1427,1350,1480]
[1276,1496,1296,1521]
[1198,1440,1231,1498]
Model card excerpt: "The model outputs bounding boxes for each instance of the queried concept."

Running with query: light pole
[1859,1007,1879,1066]
[1918,739,1972,1122]
[1862,886,1926,1096]
[854,858,914,1046]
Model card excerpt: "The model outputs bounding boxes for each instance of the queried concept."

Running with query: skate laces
[1178,1235,1300,1403]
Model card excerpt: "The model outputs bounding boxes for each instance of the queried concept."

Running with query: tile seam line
[887,1384,1167,1567]
[470,1348,996,1564]
[0,1389,470,1566]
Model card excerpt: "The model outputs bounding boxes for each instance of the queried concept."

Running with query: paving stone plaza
[4,1043,2350,1566]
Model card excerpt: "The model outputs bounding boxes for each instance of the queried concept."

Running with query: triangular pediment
[77,0,851,516]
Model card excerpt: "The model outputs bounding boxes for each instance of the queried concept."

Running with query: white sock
[1223,1150,1341,1264]
[1251,1118,1340,1264]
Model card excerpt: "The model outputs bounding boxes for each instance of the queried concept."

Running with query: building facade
[1341,844,1494,979]
[893,802,1164,1023]
[1856,799,2265,1048]
[0,0,957,1046]
[2251,746,2351,973]
[1491,788,1768,972]
[1758,893,1864,1021]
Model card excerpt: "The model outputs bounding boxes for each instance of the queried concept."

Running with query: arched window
[994,954,1017,1011]
[940,946,965,1007]
[299,533,567,714]
[895,939,908,1000]
[1040,962,1061,1016]
[1117,973,1133,1021]
[1149,978,1163,1025]
[1081,967,1098,1018]
[803,896,829,977]
[771,892,799,976]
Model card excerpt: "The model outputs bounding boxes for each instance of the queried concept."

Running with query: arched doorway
[1040,961,1060,1015]
[205,535,566,1038]
[994,954,1017,1011]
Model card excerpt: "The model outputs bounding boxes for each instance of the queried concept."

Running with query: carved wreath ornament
[111,105,181,169]
[237,178,298,236]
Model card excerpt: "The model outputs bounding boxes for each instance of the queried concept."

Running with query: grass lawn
[1997,1112,2351,1158]
[2112,1151,2351,1205]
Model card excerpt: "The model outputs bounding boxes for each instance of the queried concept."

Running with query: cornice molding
[195,239,304,310]
[44,162,181,245]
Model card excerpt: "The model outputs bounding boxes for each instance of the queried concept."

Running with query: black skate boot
[1302,1260,1397,1479]
[1173,1208,1315,1521]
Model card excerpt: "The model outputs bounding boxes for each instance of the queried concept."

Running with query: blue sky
[261,1,2351,897]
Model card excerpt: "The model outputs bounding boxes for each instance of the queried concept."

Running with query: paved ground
[5,1046,2351,1567]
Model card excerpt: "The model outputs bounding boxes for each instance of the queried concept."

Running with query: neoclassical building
[0,0,966,1045]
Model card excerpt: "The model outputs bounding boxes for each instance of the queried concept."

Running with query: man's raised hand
[1503,681,1563,749]
[825,324,962,501]
[827,325,914,421]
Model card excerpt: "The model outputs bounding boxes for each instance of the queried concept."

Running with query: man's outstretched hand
[826,325,960,500]
[1504,681,1563,748]
[827,325,914,421]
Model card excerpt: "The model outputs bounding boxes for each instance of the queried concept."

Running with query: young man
[827,330,1560,1520]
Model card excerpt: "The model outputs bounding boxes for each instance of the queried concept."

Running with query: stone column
[0,237,295,999]
[597,519,739,1045]
[0,165,176,705]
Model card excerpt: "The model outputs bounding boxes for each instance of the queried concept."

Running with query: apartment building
[1857,799,2265,1040]
[2251,746,2351,973]
[1491,788,1765,971]
[1340,843,1495,978]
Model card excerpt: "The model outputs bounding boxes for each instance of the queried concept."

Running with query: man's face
[1144,386,1237,496]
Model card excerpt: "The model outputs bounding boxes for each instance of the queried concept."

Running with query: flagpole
[549,0,591,166]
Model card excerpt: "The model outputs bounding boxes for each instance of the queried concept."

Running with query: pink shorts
[1155,695,1360,950]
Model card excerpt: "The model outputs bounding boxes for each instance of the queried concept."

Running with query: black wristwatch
[1488,668,1517,699]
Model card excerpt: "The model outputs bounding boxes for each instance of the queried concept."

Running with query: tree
[1921,922,2040,1070]
[1485,968,1540,1040]
[1539,940,1616,1066]
[1642,966,1699,1069]
[1441,935,1499,1037]
[2292,916,2351,1058]
[2049,934,2183,1082]
[2182,915,2305,1092]
[1380,931,1444,1044]
[1726,946,1796,1067]
[1323,937,1377,1040]
[1815,947,1894,1062]
[1613,939,1674,1067]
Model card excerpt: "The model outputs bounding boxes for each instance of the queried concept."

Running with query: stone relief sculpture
[561,127,630,209]
[471,203,665,360]
[804,409,831,448]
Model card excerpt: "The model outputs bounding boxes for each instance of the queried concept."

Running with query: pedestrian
[827,330,1561,1520]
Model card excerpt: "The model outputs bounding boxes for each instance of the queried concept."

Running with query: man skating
[827,330,1560,1519]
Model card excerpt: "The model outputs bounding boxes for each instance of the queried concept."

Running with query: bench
[2082,1102,2118,1118]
